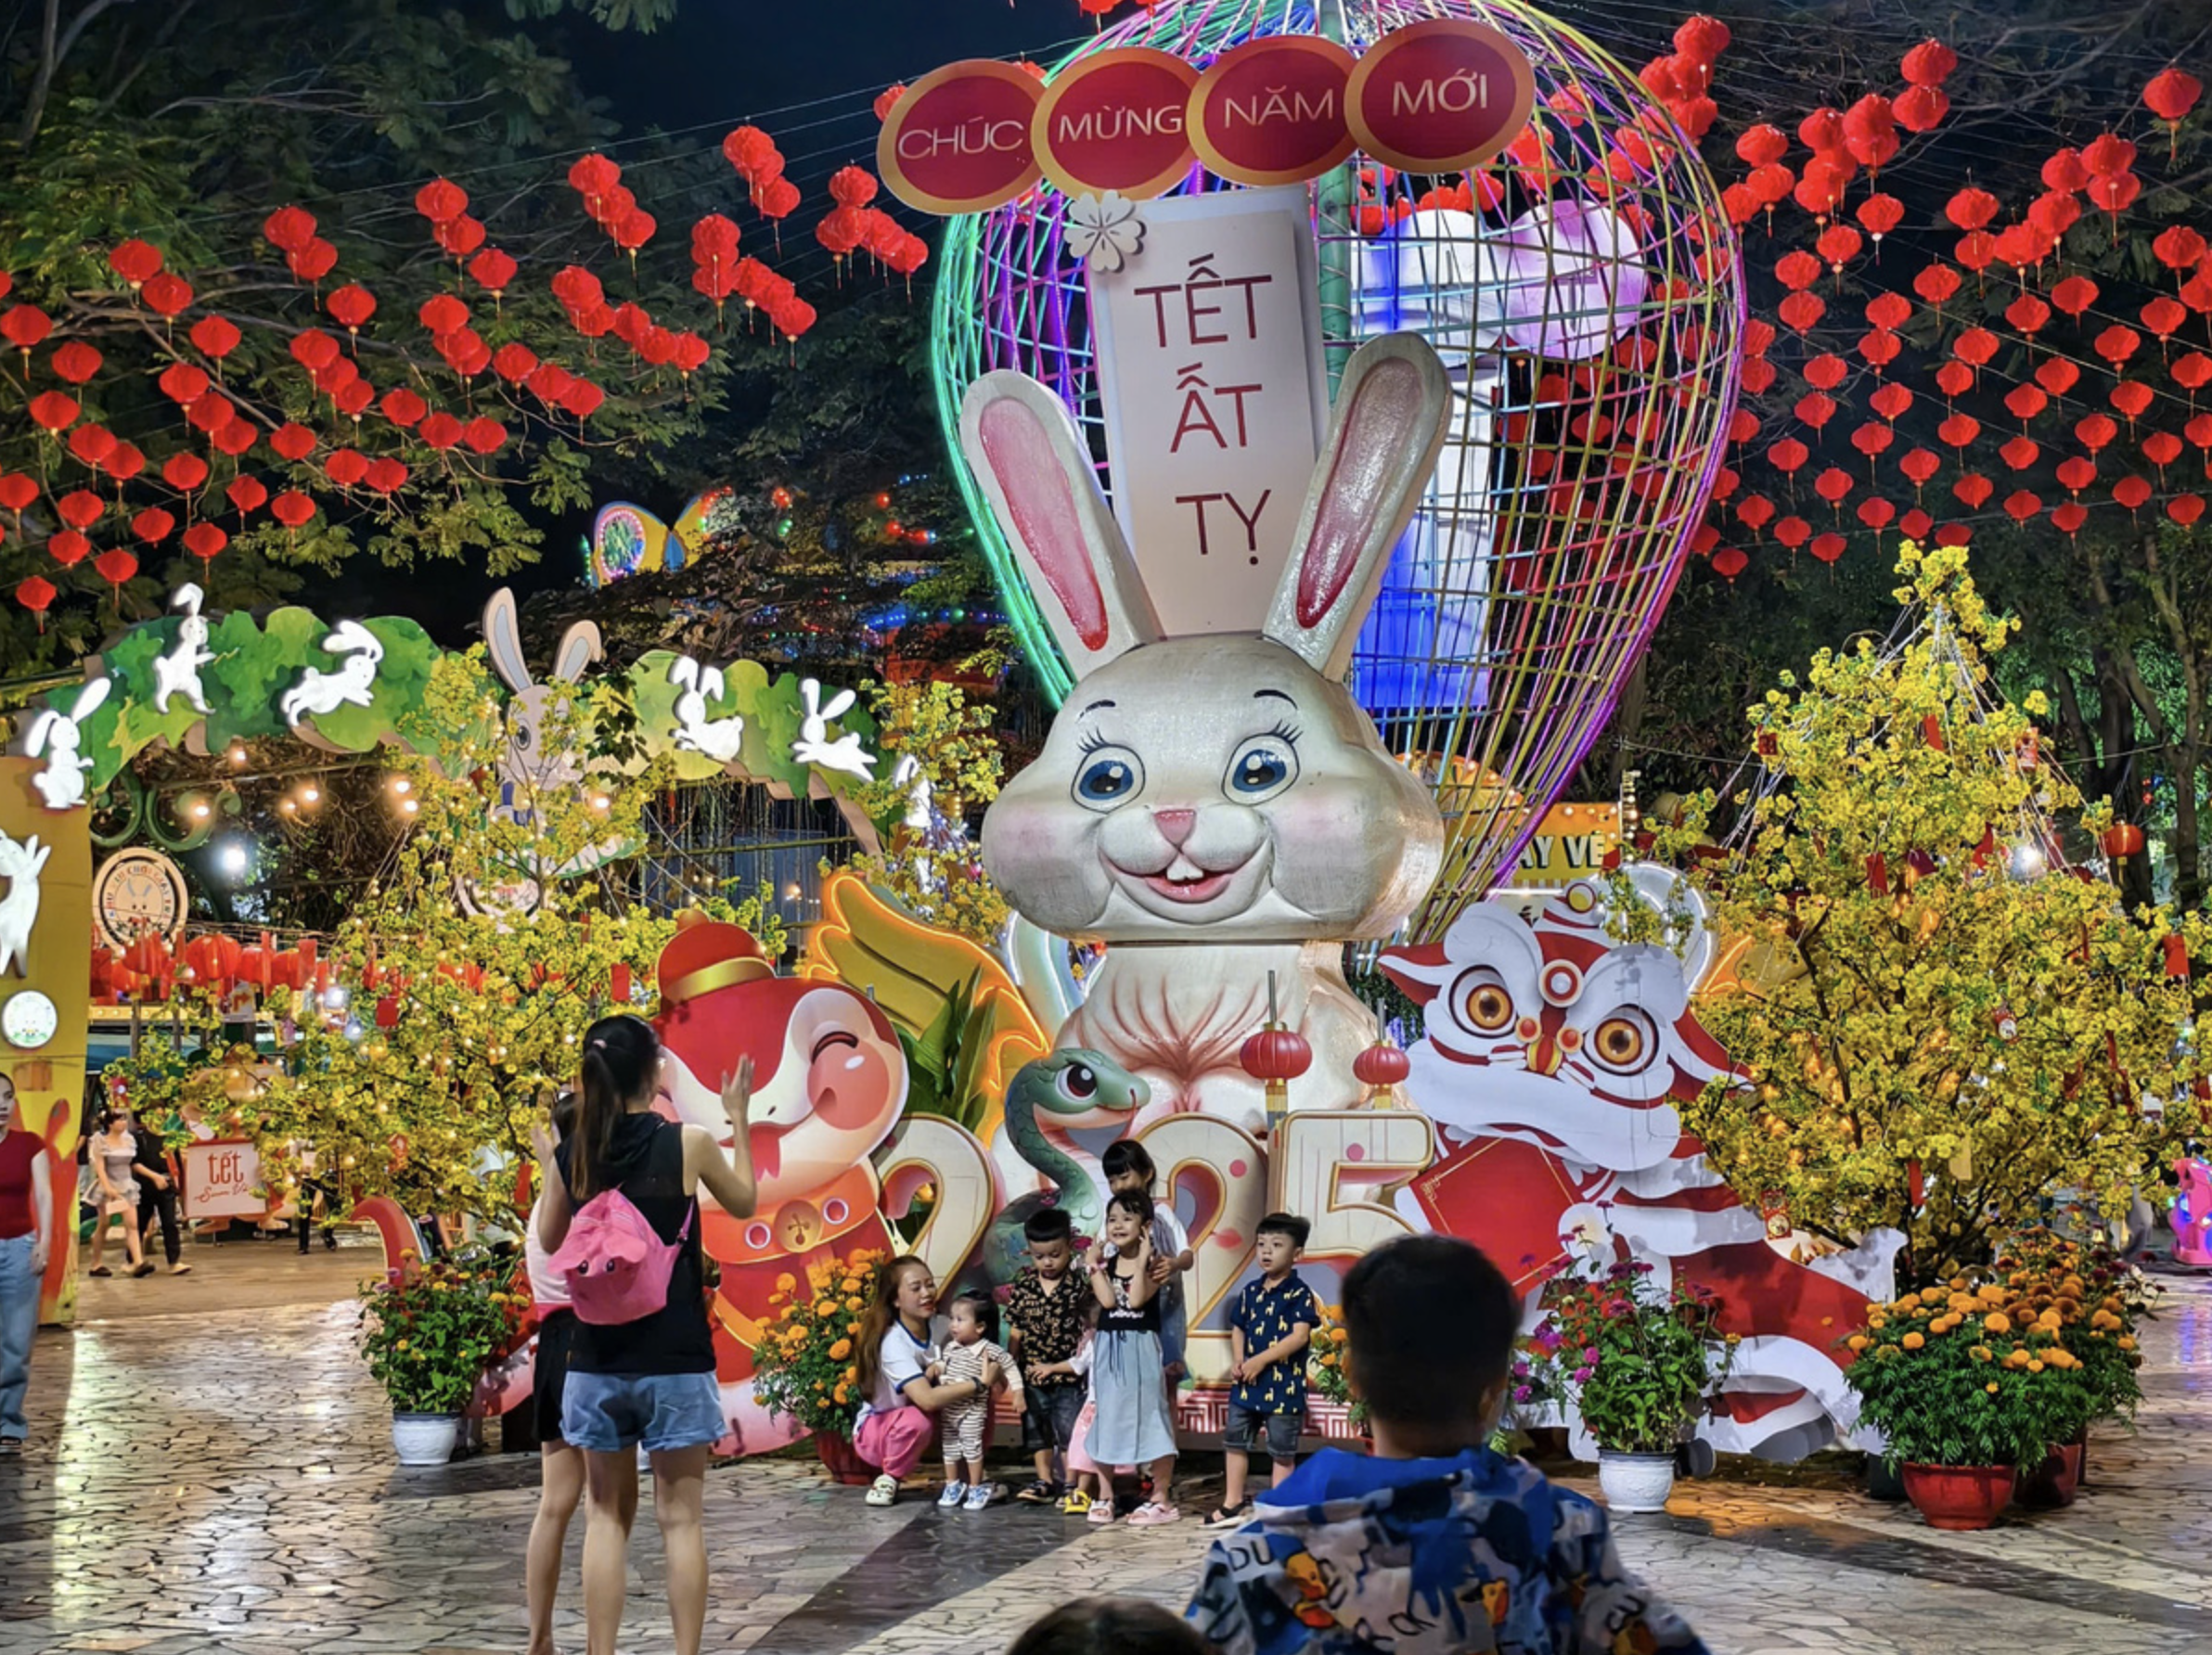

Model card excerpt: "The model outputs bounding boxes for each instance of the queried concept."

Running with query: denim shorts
[560,1370,725,1454]
[1225,1402,1303,1461]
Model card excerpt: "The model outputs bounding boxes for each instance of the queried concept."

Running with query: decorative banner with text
[1087,187,1329,634]
[182,1138,267,1221]
[881,20,1532,215]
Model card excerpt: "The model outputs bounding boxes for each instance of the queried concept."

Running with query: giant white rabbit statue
[965,335,1453,1132]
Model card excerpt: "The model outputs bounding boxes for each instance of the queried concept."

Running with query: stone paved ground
[1,1236,2206,1655]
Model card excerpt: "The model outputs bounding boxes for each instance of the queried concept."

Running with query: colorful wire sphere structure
[929,0,1743,934]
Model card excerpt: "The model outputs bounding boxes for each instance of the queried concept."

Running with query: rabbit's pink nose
[1153,809,1196,845]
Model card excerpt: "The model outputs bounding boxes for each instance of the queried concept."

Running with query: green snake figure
[984,1049,1150,1285]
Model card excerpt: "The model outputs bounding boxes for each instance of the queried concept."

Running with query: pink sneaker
[1125,1501,1181,1526]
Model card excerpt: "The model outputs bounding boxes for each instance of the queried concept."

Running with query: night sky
[589,2,1072,144]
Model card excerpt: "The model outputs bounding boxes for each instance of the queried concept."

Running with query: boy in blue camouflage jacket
[1186,1236,1709,1655]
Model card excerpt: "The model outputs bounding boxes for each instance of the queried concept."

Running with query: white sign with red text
[182,1137,265,1220]
[1088,187,1329,635]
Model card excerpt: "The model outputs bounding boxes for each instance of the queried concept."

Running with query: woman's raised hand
[719,1056,754,1132]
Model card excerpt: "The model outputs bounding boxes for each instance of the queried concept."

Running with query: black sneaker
[1014,1479,1058,1504]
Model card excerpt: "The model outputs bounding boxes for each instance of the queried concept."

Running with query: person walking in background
[85,1106,151,1278]
[522,1095,581,1655]
[292,1139,336,1254]
[131,1110,188,1277]
[0,1073,55,1457]
[531,1017,757,1655]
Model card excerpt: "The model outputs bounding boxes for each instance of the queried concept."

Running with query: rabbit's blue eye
[1225,737,1298,802]
[1074,745,1143,811]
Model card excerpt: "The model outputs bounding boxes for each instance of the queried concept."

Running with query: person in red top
[0,1072,56,1457]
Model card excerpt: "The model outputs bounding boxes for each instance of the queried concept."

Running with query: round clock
[93,848,189,954]
[3,990,58,1050]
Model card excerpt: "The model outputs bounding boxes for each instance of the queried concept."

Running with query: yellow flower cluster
[754,1249,889,1430]
[1305,1303,1354,1401]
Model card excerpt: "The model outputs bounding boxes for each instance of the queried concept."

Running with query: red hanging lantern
[109,239,162,289]
[51,340,103,384]
[1901,39,1958,85]
[16,574,56,631]
[183,522,228,561]
[131,507,174,545]
[2103,822,2146,862]
[270,492,316,537]
[28,391,78,433]
[2145,68,2204,160]
[468,247,518,300]
[2111,381,2154,426]
[1912,263,1961,309]
[94,546,139,597]
[415,177,469,224]
[1352,1037,1410,1099]
[287,238,338,283]
[873,83,906,122]
[327,284,377,334]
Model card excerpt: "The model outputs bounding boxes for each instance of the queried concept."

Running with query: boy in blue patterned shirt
[1206,1212,1319,1529]
[1186,1235,1709,1655]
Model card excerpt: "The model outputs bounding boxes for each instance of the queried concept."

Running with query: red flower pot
[814,1430,875,1486]
[1901,1463,2016,1530]
[2015,1440,2084,1509]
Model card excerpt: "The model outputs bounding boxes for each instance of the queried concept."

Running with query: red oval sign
[1034,48,1199,200]
[1189,35,1357,188]
[880,59,1045,215]
[1347,20,1535,174]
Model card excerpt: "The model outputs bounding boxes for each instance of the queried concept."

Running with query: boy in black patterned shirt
[1003,1207,1091,1506]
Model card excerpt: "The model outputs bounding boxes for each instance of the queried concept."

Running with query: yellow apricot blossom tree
[1636,545,2208,1285]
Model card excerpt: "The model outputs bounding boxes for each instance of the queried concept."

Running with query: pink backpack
[548,1187,693,1326]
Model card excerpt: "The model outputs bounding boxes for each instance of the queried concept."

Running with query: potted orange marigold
[752,1248,890,1484]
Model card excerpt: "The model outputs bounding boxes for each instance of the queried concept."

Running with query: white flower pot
[1597,1451,1677,1513]
[392,1412,460,1467]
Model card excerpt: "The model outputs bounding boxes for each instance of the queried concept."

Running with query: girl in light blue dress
[1086,1190,1179,1524]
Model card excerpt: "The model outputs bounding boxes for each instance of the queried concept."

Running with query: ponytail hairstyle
[572,1014,660,1201]
[854,1254,932,1402]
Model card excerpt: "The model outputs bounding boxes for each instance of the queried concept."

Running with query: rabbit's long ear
[1263,334,1450,679]
[551,622,602,684]
[23,711,56,758]
[482,589,532,690]
[174,583,203,617]
[72,675,112,723]
[959,371,1159,677]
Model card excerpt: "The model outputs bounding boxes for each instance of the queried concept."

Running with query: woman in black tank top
[533,1015,757,1655]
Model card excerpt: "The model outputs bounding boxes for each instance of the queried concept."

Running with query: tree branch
[18,0,139,148]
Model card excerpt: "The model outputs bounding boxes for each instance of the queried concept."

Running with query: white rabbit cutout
[23,677,110,812]
[280,622,383,727]
[794,679,878,781]
[153,584,216,716]
[668,655,747,763]
[0,830,50,978]
[967,334,1452,1129]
